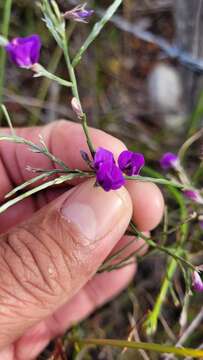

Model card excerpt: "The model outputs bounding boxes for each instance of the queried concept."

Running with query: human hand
[0,121,164,360]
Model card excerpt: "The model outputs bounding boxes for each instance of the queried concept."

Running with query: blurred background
[0,0,203,359]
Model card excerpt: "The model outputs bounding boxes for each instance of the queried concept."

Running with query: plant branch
[76,338,203,358]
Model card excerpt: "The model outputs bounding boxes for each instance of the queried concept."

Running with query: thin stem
[125,175,185,190]
[72,0,123,68]
[130,224,194,271]
[178,128,203,161]
[0,104,15,135]
[0,0,12,104]
[76,338,203,358]
[144,180,189,335]
[62,36,95,157]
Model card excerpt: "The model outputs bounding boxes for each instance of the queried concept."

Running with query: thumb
[0,179,132,349]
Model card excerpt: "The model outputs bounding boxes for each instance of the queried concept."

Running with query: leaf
[72,0,123,67]
[5,170,59,198]
[79,338,203,358]
[0,173,82,214]
[0,105,15,135]
[32,63,72,87]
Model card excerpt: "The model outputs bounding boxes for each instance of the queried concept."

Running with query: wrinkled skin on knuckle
[0,206,95,317]
[0,205,97,348]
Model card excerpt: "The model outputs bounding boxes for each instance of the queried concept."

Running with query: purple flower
[94,147,115,170]
[192,271,203,292]
[160,152,179,170]
[118,150,145,176]
[5,35,41,68]
[63,4,94,23]
[93,148,124,192]
[96,161,125,192]
[183,190,203,204]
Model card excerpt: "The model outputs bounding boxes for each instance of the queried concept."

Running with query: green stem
[0,0,12,104]
[125,175,185,189]
[62,37,95,157]
[30,46,63,125]
[130,224,193,271]
[143,168,189,335]
[77,338,203,358]
[145,257,180,335]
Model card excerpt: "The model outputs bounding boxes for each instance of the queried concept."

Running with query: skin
[0,121,164,360]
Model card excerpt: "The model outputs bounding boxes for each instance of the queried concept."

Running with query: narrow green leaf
[32,63,72,87]
[0,173,81,214]
[126,175,185,190]
[5,170,60,198]
[0,104,15,135]
[79,338,203,358]
[72,0,123,67]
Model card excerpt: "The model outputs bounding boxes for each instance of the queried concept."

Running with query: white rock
[148,63,183,113]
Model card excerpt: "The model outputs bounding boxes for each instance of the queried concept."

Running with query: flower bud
[71,97,83,118]
[160,152,179,170]
[63,4,94,23]
[183,190,203,204]
[192,270,203,292]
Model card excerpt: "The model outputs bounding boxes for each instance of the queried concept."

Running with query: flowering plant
[0,0,203,357]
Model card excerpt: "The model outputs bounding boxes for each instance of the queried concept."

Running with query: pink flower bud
[192,270,203,292]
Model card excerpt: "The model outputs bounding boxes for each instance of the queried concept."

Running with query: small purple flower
[160,152,179,170]
[94,148,115,170]
[93,148,124,192]
[192,271,203,292]
[96,161,125,192]
[63,4,94,23]
[6,35,41,68]
[118,150,145,176]
[183,190,203,204]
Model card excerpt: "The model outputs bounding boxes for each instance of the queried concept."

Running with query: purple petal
[64,5,94,23]
[94,147,115,170]
[160,152,179,170]
[183,190,203,204]
[77,9,94,19]
[192,271,203,292]
[183,190,198,201]
[6,35,41,68]
[96,161,125,192]
[118,150,145,176]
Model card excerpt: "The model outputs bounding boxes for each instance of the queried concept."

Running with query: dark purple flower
[93,148,124,191]
[63,4,94,23]
[118,150,145,176]
[192,271,203,292]
[96,161,125,192]
[6,35,41,68]
[160,152,179,170]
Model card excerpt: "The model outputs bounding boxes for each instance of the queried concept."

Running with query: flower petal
[118,150,145,176]
[96,161,125,192]
[94,147,115,170]
[192,271,203,292]
[6,35,41,68]
[160,152,179,170]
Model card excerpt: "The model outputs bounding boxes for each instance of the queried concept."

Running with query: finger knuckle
[0,223,73,310]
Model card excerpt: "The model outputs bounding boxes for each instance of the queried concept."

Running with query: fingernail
[61,179,131,243]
